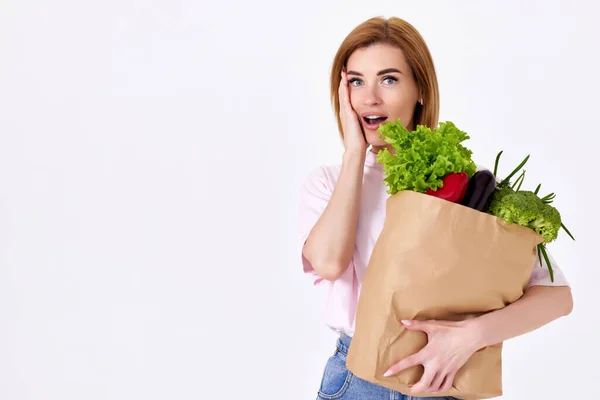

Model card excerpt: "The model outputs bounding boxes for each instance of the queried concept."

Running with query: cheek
[386,85,418,109]
[388,97,416,121]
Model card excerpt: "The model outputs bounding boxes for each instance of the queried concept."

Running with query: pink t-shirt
[298,149,570,337]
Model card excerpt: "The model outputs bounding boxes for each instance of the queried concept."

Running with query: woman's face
[345,42,420,152]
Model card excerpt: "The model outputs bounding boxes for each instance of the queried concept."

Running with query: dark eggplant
[460,170,497,211]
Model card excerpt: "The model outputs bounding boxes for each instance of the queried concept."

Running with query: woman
[298,16,573,400]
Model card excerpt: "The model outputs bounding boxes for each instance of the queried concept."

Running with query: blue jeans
[316,333,459,400]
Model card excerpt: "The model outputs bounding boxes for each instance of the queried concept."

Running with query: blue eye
[347,76,397,86]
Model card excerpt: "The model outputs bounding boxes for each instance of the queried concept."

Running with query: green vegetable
[375,120,477,195]
[495,151,530,189]
[488,187,563,281]
[538,243,555,283]
[488,190,561,243]
[488,151,576,282]
[488,186,515,206]
[489,151,574,243]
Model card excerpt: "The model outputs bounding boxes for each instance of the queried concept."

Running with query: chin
[365,129,388,147]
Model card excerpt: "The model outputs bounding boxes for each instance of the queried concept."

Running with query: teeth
[365,115,386,120]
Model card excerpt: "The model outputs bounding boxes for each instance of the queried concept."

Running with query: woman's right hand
[302,69,368,282]
[339,69,368,154]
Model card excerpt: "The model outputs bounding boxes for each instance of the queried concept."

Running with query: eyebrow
[346,68,403,76]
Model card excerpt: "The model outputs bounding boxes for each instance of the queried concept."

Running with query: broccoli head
[487,186,515,215]
[488,189,561,243]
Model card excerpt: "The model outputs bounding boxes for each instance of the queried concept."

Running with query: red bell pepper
[426,172,469,203]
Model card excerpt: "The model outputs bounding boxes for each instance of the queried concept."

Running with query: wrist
[342,148,367,163]
[464,317,489,351]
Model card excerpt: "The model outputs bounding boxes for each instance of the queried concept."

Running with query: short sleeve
[298,166,333,286]
[526,246,570,288]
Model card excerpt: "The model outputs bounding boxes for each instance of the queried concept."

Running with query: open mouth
[362,116,388,129]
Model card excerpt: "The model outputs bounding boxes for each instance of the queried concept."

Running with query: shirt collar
[365,148,384,169]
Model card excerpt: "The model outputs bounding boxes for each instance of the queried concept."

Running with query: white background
[1,1,598,399]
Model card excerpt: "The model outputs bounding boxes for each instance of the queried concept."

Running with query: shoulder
[302,163,341,189]
[298,164,342,213]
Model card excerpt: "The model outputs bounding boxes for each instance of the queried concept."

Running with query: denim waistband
[336,332,352,355]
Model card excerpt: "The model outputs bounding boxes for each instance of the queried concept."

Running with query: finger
[430,369,447,392]
[438,370,457,392]
[383,352,423,377]
[338,79,347,111]
[340,70,346,85]
[402,319,434,335]
[409,363,438,393]
[339,72,351,109]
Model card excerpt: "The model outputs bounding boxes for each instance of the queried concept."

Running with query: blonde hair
[330,16,440,141]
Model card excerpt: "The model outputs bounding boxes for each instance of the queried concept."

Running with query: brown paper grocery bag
[346,190,544,400]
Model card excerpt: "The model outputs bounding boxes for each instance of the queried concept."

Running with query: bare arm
[471,285,573,348]
[302,150,366,281]
[302,69,368,281]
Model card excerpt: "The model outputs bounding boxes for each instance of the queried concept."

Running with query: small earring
[419,99,424,105]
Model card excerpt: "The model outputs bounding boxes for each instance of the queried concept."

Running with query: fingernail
[402,320,412,326]
[383,369,393,377]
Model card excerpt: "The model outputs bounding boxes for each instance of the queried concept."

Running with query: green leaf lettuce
[375,119,477,195]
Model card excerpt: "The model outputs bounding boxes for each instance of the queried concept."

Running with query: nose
[363,85,382,106]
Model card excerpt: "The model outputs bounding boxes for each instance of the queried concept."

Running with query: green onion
[499,154,530,188]
[541,193,555,202]
[561,223,575,241]
[539,244,554,283]
[512,170,526,191]
[494,150,503,176]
